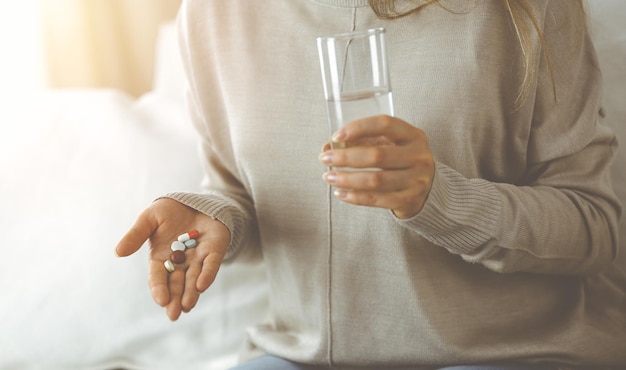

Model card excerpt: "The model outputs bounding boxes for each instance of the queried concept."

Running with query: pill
[164,260,175,273]
[177,230,200,242]
[170,250,186,264]
[171,241,186,252]
[184,239,197,248]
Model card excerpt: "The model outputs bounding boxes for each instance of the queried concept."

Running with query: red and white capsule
[177,230,200,243]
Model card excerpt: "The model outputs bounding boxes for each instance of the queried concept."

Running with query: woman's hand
[319,115,435,219]
[115,198,230,321]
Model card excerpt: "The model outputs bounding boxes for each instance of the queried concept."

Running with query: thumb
[115,209,156,257]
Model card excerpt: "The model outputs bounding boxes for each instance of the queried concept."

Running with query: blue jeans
[229,355,556,370]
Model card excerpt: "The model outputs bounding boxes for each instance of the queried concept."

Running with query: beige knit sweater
[166,0,625,367]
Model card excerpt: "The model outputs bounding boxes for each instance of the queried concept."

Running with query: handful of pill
[164,230,200,272]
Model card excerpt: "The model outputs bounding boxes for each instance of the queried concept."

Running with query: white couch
[0,3,624,369]
[0,22,269,370]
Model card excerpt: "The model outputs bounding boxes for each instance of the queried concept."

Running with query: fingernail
[334,188,348,199]
[114,248,121,258]
[323,172,337,184]
[319,153,333,164]
[332,129,346,142]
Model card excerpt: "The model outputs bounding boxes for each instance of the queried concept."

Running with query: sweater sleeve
[159,3,259,262]
[395,1,621,275]
[160,94,259,263]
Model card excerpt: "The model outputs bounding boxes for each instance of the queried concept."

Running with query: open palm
[115,198,230,320]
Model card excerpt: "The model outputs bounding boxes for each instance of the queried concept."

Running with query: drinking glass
[317,28,394,151]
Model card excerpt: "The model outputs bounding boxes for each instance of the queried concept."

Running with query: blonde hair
[368,0,587,108]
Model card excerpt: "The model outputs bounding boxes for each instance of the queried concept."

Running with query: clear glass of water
[317,28,394,151]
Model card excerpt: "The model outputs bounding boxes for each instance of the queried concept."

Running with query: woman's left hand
[319,115,435,219]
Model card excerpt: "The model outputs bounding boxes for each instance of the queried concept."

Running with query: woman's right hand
[115,198,230,321]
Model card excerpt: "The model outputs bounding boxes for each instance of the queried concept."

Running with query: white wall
[0,1,44,94]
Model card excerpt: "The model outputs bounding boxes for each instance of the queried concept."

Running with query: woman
[116,0,625,368]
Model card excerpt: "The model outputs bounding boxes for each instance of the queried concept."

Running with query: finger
[335,115,421,144]
[196,252,223,292]
[322,145,418,170]
[166,269,185,321]
[323,169,410,192]
[148,259,170,307]
[182,260,202,312]
[334,187,426,216]
[115,209,156,257]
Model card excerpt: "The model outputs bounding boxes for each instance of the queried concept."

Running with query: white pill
[164,260,175,273]
[171,241,186,252]
[184,239,197,248]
